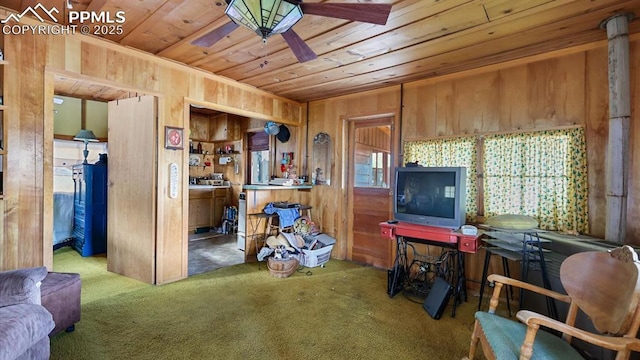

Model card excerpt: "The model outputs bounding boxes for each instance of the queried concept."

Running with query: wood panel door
[107,96,157,284]
[348,117,396,269]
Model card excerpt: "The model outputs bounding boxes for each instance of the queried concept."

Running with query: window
[248,131,270,185]
[371,151,389,187]
[403,128,589,233]
[404,136,478,221]
[250,150,270,184]
[354,147,390,188]
[483,128,589,232]
[353,124,391,188]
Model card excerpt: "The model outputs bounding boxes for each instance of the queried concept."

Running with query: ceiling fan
[191,0,392,63]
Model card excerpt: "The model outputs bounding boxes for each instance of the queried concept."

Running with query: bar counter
[240,185,312,259]
[242,185,312,190]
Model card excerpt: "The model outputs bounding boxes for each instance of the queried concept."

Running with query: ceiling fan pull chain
[260,38,269,69]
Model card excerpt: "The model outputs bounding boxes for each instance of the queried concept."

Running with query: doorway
[49,93,112,273]
[347,116,397,269]
[51,95,109,253]
[186,104,245,275]
[46,75,162,283]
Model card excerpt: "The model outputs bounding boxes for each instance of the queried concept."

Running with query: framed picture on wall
[165,126,184,150]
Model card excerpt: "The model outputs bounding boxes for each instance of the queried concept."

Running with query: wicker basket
[267,257,299,278]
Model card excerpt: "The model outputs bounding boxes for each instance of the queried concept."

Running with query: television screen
[394,167,466,229]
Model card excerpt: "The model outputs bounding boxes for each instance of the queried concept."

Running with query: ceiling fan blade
[301,3,392,25]
[191,21,240,48]
[281,29,317,63]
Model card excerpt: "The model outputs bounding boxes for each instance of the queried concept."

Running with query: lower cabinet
[188,188,228,232]
[212,190,227,227]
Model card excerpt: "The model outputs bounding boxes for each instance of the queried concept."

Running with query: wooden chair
[465,245,640,360]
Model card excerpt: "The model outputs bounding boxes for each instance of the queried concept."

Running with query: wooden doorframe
[44,70,159,271]
[342,113,400,263]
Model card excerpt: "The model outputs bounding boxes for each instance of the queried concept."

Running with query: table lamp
[73,129,99,164]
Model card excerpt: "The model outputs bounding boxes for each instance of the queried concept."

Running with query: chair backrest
[560,245,640,335]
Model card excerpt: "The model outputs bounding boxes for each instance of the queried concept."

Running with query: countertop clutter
[242,184,312,190]
[189,182,231,190]
[189,173,228,189]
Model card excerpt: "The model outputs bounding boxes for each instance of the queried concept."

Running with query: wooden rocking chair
[465,245,640,360]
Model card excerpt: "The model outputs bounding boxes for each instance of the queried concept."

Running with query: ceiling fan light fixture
[225,0,303,40]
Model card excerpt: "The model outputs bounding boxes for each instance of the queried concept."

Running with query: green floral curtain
[483,127,589,233]
[403,137,477,221]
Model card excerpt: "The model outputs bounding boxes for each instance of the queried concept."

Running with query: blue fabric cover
[475,311,584,360]
[53,192,75,246]
[263,203,300,228]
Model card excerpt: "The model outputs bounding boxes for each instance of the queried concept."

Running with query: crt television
[394,166,467,229]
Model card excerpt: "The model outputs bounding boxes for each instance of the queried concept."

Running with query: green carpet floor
[50,247,480,359]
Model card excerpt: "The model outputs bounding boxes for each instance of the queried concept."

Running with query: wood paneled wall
[0,9,302,284]
[3,5,639,288]
[307,87,401,259]
[400,46,637,243]
[306,39,640,284]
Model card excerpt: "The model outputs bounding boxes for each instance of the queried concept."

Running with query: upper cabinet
[190,112,242,142]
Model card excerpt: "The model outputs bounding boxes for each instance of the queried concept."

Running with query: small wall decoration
[165,126,184,150]
[312,132,332,186]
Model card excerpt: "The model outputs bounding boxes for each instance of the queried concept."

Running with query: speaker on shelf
[422,277,453,319]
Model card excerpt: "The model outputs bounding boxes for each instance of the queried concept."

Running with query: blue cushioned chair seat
[475,312,584,360]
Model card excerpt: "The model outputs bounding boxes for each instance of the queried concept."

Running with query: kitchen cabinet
[189,189,213,232]
[213,189,227,227]
[210,114,241,141]
[188,187,228,231]
[190,112,241,142]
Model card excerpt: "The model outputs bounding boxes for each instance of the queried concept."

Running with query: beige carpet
[50,247,483,360]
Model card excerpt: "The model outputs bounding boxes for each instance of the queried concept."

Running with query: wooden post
[601,14,633,243]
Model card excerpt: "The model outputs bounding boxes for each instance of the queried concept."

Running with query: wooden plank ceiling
[3,0,640,102]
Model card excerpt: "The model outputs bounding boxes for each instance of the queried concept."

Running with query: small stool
[298,205,312,220]
[248,213,277,268]
[40,272,81,336]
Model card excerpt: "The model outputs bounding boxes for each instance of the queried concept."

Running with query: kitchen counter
[189,184,231,190]
[242,184,312,190]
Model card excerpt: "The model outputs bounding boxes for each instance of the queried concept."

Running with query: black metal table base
[477,231,558,320]
[388,236,466,318]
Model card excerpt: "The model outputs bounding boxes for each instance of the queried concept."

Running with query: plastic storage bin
[298,234,336,267]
